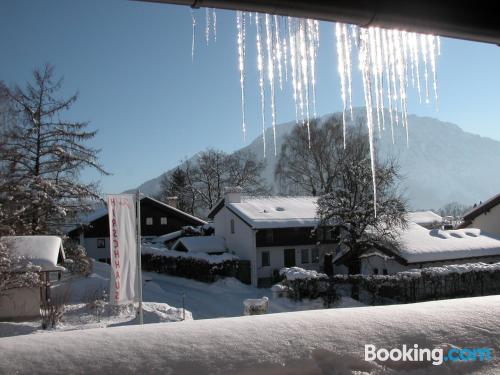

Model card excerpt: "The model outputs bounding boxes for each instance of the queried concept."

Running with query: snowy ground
[1,295,499,374]
[0,261,361,338]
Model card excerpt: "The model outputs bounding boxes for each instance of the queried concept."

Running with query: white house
[458,193,500,237]
[67,196,206,262]
[333,221,500,275]
[208,189,337,287]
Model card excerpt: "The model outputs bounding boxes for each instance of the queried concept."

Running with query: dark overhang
[137,1,500,45]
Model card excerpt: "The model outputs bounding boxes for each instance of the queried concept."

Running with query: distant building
[208,189,337,287]
[334,221,500,275]
[458,193,500,237]
[67,196,206,262]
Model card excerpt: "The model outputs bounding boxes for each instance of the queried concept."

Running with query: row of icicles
[190,9,440,215]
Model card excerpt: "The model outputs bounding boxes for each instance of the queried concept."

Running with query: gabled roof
[210,196,320,229]
[462,193,500,223]
[335,222,500,266]
[171,236,227,254]
[0,235,65,272]
[66,195,206,234]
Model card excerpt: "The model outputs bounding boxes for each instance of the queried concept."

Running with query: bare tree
[0,64,108,234]
[317,132,407,271]
[157,149,268,216]
[275,117,347,196]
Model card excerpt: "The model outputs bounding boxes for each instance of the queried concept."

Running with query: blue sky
[1,0,499,194]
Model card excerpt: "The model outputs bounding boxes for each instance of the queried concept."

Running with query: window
[383,269,388,275]
[301,249,309,264]
[265,229,274,244]
[230,219,235,234]
[261,251,270,267]
[97,238,105,248]
[311,248,319,263]
[160,217,168,225]
[146,217,153,225]
[99,258,110,264]
[373,268,379,275]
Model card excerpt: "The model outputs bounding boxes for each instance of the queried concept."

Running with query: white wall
[360,254,500,275]
[0,287,40,320]
[469,204,500,237]
[213,207,257,285]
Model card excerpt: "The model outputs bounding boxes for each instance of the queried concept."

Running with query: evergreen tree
[0,64,108,234]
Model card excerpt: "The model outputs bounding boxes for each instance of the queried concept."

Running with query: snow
[280,266,328,280]
[227,196,320,228]
[171,235,227,253]
[151,229,183,244]
[142,244,238,264]
[397,222,500,263]
[0,295,499,374]
[0,236,64,271]
[407,211,442,227]
[400,262,500,277]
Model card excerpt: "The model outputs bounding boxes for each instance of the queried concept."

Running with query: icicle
[344,24,354,121]
[374,28,385,130]
[335,23,347,148]
[282,17,289,82]
[212,9,217,42]
[428,35,439,109]
[299,20,311,146]
[381,29,395,143]
[421,34,430,104]
[368,28,382,136]
[274,15,284,91]
[288,17,299,124]
[265,14,278,156]
[307,19,318,118]
[190,9,196,62]
[205,8,210,45]
[236,11,247,142]
[255,13,266,157]
[359,29,377,217]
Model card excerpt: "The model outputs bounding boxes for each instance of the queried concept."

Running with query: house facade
[458,193,500,237]
[208,190,337,287]
[67,196,206,262]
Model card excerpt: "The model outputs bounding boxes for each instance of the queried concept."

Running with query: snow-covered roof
[406,211,442,227]
[172,236,227,254]
[0,236,65,272]
[227,196,319,229]
[396,222,500,263]
[152,230,183,244]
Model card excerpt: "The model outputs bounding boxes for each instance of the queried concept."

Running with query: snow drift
[0,295,499,374]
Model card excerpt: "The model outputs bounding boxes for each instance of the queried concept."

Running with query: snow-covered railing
[1,295,499,373]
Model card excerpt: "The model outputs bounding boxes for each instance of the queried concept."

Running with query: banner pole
[136,190,144,325]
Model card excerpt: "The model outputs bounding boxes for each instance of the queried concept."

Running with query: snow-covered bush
[243,297,269,315]
[0,239,40,294]
[63,238,92,276]
[41,287,71,329]
[84,287,108,322]
[277,267,336,304]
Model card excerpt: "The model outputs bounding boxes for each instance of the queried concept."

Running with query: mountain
[132,110,500,210]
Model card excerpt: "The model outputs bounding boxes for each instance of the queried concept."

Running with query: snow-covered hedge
[277,263,500,305]
[141,246,247,284]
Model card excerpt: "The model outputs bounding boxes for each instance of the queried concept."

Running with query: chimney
[224,186,242,204]
[165,196,179,209]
